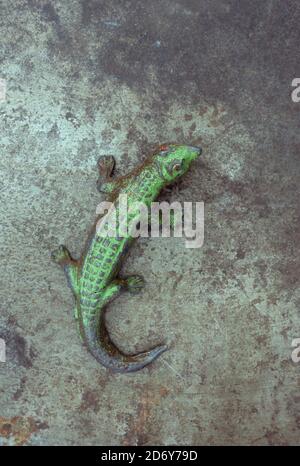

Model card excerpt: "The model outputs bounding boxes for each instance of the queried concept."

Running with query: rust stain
[80,388,101,413]
[0,416,48,446]
[123,386,170,446]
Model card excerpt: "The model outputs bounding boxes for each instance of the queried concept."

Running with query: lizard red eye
[159,144,169,152]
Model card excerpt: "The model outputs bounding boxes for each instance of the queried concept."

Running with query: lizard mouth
[188,146,202,159]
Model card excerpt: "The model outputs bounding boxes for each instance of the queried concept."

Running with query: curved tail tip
[152,344,168,358]
[122,343,168,373]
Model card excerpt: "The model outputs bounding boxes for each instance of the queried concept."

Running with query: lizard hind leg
[123,275,145,294]
[96,155,117,194]
[100,275,145,308]
[51,245,79,297]
[98,155,115,179]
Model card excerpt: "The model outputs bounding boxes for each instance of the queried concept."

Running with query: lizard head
[153,144,202,183]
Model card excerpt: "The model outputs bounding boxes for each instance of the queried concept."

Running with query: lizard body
[52,144,201,372]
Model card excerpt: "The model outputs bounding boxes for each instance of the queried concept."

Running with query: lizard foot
[97,155,118,193]
[124,275,145,294]
[51,244,72,265]
[97,155,115,179]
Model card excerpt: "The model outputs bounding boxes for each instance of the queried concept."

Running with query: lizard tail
[81,310,167,373]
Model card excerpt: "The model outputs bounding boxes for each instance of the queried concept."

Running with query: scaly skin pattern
[52,144,201,373]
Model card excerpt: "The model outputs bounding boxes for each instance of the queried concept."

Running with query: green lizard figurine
[52,144,201,372]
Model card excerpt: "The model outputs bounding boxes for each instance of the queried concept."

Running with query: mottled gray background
[0,0,299,445]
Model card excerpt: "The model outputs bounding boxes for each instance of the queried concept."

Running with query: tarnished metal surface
[0,0,299,445]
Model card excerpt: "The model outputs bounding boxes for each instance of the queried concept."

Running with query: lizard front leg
[51,245,79,296]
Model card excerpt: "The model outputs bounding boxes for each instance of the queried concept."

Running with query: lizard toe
[125,275,145,294]
[51,245,71,264]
